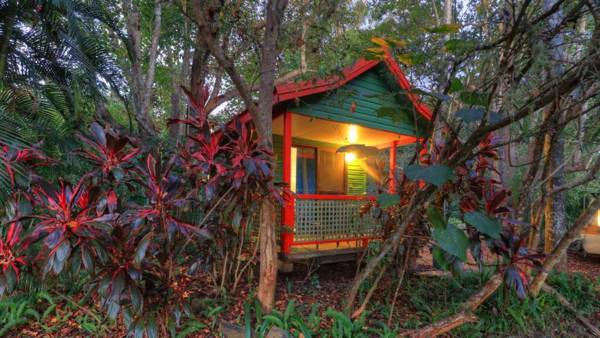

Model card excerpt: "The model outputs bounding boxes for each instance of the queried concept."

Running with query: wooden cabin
[582,209,600,255]
[236,53,432,264]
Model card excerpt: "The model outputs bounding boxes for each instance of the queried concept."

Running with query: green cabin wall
[273,134,367,195]
[283,64,428,137]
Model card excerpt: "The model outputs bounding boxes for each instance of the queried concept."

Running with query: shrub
[0,89,277,335]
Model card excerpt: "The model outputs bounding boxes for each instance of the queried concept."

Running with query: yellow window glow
[345,152,356,162]
[348,125,358,143]
[597,209,600,227]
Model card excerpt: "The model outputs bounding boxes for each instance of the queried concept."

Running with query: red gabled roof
[272,51,432,120]
[232,51,432,127]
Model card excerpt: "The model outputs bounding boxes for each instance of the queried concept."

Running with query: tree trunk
[442,0,452,25]
[169,14,192,144]
[123,0,162,138]
[430,0,453,148]
[0,0,16,79]
[169,74,182,143]
[541,0,567,263]
[255,0,288,313]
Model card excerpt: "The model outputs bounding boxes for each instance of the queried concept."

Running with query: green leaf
[81,246,94,272]
[377,193,400,208]
[444,39,477,53]
[459,91,489,106]
[405,165,454,187]
[129,286,143,312]
[4,268,17,292]
[263,314,284,328]
[432,247,450,270]
[111,167,124,181]
[53,241,71,273]
[146,317,158,338]
[455,107,485,123]
[426,206,445,230]
[464,211,502,239]
[449,78,464,93]
[134,232,153,266]
[426,24,460,34]
[376,105,413,124]
[432,223,468,261]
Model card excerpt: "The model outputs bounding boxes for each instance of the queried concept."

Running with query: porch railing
[292,194,381,244]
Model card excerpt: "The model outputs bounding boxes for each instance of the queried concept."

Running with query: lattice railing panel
[294,198,381,242]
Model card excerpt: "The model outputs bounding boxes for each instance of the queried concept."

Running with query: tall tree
[541,0,567,257]
[191,0,289,312]
[123,0,163,137]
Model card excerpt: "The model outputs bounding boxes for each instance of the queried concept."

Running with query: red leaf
[107,190,117,213]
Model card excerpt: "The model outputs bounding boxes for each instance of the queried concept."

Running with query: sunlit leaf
[396,54,413,65]
[426,23,460,34]
[371,37,389,47]
[386,38,407,47]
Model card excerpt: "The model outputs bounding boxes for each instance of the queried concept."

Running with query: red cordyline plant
[74,122,140,181]
[1,142,55,188]
[0,101,276,336]
[28,175,115,274]
[0,193,30,294]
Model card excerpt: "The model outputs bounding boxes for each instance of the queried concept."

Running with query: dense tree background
[0,0,599,336]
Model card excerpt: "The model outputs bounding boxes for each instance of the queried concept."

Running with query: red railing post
[281,112,294,255]
[389,140,397,193]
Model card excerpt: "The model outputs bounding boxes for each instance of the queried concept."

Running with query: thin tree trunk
[574,16,588,164]
[169,13,192,143]
[0,0,16,79]
[169,74,182,143]
[431,0,453,148]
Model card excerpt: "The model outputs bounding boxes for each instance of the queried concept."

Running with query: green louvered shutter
[346,161,367,195]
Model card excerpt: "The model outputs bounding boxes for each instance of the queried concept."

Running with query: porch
[273,112,416,258]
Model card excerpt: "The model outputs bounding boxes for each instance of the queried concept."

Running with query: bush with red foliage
[0,90,275,335]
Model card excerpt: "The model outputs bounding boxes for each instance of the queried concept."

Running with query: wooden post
[281,112,294,255]
[389,140,397,193]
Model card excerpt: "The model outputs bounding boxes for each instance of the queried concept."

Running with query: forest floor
[7,250,600,337]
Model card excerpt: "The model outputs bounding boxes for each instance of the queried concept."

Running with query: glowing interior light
[348,125,358,143]
[345,152,356,162]
[597,209,600,227]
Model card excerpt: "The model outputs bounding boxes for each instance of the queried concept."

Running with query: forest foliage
[1,0,600,336]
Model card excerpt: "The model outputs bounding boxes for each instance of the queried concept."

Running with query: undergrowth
[400,271,600,337]
[0,271,598,337]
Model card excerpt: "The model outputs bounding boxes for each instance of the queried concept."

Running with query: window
[290,146,317,194]
[317,150,345,194]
